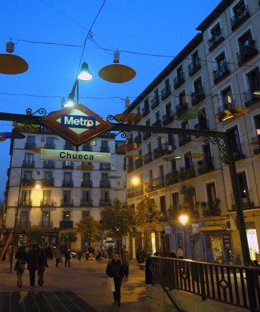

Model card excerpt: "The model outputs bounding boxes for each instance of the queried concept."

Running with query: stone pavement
[0,258,151,312]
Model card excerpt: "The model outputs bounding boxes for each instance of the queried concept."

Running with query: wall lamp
[63,62,93,108]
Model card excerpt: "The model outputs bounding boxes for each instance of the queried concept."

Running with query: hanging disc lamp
[0,41,28,74]
[99,50,136,83]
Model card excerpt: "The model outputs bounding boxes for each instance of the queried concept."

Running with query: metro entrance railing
[149,256,260,311]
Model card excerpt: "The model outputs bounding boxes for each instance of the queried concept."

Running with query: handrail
[149,256,260,312]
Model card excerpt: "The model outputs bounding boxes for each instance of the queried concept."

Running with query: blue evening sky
[0,0,221,199]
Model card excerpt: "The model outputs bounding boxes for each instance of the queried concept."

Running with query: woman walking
[14,245,27,288]
[106,252,125,306]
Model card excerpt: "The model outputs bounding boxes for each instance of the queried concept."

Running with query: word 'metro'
[61,114,96,129]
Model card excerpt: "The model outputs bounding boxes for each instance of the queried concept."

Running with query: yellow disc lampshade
[0,54,28,74]
[99,64,136,83]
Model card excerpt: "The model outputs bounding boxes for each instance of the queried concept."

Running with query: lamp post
[179,214,189,258]
[64,62,93,108]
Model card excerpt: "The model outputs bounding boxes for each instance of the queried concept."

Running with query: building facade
[4,130,126,249]
[126,0,260,264]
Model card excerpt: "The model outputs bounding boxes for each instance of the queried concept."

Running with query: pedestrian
[64,247,71,268]
[37,245,48,286]
[106,252,125,306]
[26,242,39,288]
[14,245,27,288]
[121,247,130,279]
[77,250,83,262]
[53,246,61,267]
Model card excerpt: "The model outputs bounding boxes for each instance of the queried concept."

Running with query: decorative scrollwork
[203,136,229,164]
[26,107,47,116]
[107,114,117,123]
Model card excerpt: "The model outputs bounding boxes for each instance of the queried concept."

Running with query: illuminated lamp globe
[77,62,93,81]
[179,214,189,226]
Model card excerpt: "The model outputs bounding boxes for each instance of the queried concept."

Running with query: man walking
[38,245,47,286]
[26,242,39,288]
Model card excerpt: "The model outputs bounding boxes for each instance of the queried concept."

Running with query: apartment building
[4,130,126,249]
[125,0,260,263]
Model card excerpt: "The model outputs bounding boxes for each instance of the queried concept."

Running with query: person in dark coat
[38,245,48,286]
[15,245,27,288]
[26,243,39,288]
[106,252,125,306]
[64,248,71,268]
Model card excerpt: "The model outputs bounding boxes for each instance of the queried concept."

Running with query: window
[24,153,33,165]
[101,191,110,201]
[194,78,203,94]
[171,160,177,172]
[227,126,243,155]
[25,136,35,148]
[165,102,172,114]
[46,137,55,148]
[20,190,31,206]
[172,193,179,212]
[179,91,187,106]
[237,172,249,200]
[155,111,160,121]
[42,212,50,226]
[216,53,227,71]
[206,182,216,206]
[42,190,51,204]
[20,211,29,227]
[233,0,246,17]
[23,171,32,180]
[63,211,71,221]
[177,66,184,79]
[148,169,153,184]
[82,141,92,151]
[238,30,253,51]
[144,98,149,112]
[101,172,108,180]
[63,191,71,202]
[210,23,221,37]
[64,172,72,183]
[158,165,164,179]
[247,68,260,92]
[221,86,234,109]
[82,172,90,182]
[44,171,52,181]
[64,141,74,150]
[160,196,167,215]
[82,190,91,202]
[184,152,193,169]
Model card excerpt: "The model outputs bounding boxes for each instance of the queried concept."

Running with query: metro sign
[42,103,113,146]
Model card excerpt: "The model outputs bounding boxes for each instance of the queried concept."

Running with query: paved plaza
[0,258,151,312]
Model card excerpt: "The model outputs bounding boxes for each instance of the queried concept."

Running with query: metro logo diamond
[42,103,112,146]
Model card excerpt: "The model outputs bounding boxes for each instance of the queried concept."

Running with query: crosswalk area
[0,291,96,312]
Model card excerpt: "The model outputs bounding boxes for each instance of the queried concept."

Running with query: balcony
[143,131,151,141]
[176,104,188,117]
[152,119,161,127]
[60,220,73,229]
[250,137,260,155]
[17,221,31,231]
[178,134,191,146]
[135,158,143,169]
[151,96,160,109]
[237,41,258,66]
[22,160,35,168]
[100,146,110,152]
[179,166,196,181]
[194,119,209,130]
[197,158,214,175]
[243,89,260,107]
[100,163,111,170]
[40,221,53,229]
[64,144,74,150]
[44,143,56,149]
[208,31,224,52]
[230,6,250,31]
[141,108,150,118]
[81,180,93,187]
[153,146,169,159]
[82,144,92,151]
[80,199,93,207]
[43,160,55,169]
[18,200,32,207]
[165,172,179,186]
[191,88,205,106]
[40,200,55,207]
[61,199,73,207]
[62,180,74,187]
[188,59,201,76]
[162,111,174,126]
[24,142,36,149]
[100,180,111,187]
[202,201,221,217]
[134,133,142,144]
[150,176,165,190]
[161,86,171,100]
[143,152,153,164]
[173,73,185,89]
[43,178,54,187]
[230,195,254,210]
[99,199,111,206]
[63,162,74,169]
[213,63,230,84]
[21,178,34,186]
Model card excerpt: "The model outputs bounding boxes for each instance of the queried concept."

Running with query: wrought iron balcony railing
[60,220,73,228]
[237,41,258,66]
[173,73,185,89]
[208,30,224,52]
[188,58,201,76]
[80,199,93,206]
[24,142,36,149]
[191,88,205,106]
[60,199,74,207]
[161,86,171,100]
[81,180,93,187]
[162,111,174,126]
[230,5,250,31]
[213,62,230,84]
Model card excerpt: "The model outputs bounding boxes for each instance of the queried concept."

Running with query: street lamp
[64,62,93,108]
[179,214,189,258]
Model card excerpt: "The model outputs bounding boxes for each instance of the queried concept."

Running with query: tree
[77,215,100,246]
[135,196,165,253]
[60,232,77,247]
[25,226,44,244]
[100,198,135,251]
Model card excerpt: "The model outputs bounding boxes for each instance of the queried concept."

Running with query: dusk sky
[0,0,221,199]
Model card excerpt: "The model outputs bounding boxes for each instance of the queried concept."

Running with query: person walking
[53,246,61,267]
[64,247,71,268]
[121,247,130,279]
[106,252,125,306]
[26,242,39,288]
[14,245,27,288]
[37,245,48,286]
